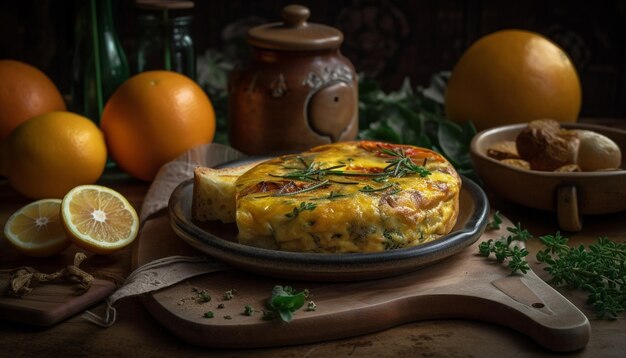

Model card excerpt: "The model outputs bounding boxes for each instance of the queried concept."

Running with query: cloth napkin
[83,143,246,327]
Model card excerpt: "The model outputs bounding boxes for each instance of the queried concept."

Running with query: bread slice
[192,161,261,223]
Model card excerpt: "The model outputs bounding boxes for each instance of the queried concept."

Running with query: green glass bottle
[71,0,129,124]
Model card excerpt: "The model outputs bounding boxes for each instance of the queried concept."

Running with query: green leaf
[356,75,478,179]
[266,285,306,322]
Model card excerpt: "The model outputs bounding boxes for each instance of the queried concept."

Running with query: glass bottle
[134,14,195,80]
[71,0,130,124]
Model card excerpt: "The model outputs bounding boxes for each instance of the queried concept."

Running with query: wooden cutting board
[0,277,115,326]
[135,213,590,353]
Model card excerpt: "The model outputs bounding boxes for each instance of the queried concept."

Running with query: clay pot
[228,4,358,155]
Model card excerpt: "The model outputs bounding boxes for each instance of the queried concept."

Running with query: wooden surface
[1,135,626,356]
[136,214,589,352]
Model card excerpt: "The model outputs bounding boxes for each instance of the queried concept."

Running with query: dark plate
[168,174,489,281]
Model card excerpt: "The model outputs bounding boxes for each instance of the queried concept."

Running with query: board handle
[429,272,590,352]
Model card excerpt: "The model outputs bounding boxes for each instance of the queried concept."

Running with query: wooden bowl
[470,122,626,231]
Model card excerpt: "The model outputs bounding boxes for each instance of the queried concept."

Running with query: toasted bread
[192,161,261,223]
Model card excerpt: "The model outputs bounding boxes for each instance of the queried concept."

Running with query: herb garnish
[326,191,346,200]
[244,304,255,316]
[273,179,330,196]
[197,290,211,303]
[285,202,317,218]
[306,301,317,311]
[478,222,531,274]
[263,285,307,322]
[479,216,626,319]
[379,147,431,178]
[536,234,626,319]
[488,210,503,230]
[203,311,214,318]
[359,183,394,193]
[274,157,345,182]
[223,289,237,300]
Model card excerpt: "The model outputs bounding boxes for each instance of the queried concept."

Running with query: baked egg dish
[234,141,461,253]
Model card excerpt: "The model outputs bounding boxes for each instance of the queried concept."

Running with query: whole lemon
[101,71,215,181]
[1,111,107,199]
[445,29,582,131]
[0,60,66,142]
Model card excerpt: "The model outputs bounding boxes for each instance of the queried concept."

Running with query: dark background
[1,0,625,119]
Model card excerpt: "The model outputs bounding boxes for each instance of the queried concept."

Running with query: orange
[3,199,71,257]
[0,60,66,142]
[100,71,215,181]
[1,111,107,199]
[445,29,581,131]
[61,185,139,255]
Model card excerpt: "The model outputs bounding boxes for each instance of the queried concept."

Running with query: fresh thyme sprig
[536,234,626,319]
[379,147,432,178]
[488,210,503,230]
[479,213,626,319]
[478,221,531,274]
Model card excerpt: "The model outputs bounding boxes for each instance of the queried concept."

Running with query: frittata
[235,141,461,252]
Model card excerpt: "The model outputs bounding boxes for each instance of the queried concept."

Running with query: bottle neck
[96,0,116,32]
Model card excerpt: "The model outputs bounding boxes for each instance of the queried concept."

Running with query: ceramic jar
[228,4,358,155]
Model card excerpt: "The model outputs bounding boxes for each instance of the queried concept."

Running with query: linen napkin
[83,143,246,327]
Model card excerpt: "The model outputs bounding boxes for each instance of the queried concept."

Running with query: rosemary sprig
[273,157,346,182]
[379,147,431,178]
[274,147,433,186]
[359,183,394,193]
[273,180,329,197]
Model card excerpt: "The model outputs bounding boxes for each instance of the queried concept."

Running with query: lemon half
[61,185,139,254]
[3,199,70,257]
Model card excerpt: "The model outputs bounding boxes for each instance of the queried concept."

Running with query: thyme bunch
[479,214,626,319]
[536,234,626,319]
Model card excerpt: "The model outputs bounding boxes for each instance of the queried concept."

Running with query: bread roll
[515,119,579,171]
[575,130,621,171]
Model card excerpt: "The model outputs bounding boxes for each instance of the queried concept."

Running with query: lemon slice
[61,185,139,254]
[3,199,70,257]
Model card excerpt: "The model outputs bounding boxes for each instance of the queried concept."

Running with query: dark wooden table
[1,121,625,357]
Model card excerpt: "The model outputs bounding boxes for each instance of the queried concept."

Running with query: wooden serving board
[135,213,590,352]
[0,277,115,326]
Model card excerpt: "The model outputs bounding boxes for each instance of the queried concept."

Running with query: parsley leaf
[263,285,306,322]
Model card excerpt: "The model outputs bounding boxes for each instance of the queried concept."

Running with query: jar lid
[247,5,343,51]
